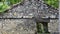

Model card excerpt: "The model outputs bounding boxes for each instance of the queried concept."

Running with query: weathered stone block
[48,19,59,32]
[0,19,36,34]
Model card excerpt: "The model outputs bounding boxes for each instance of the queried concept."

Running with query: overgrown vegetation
[44,0,59,8]
[0,0,59,13]
[0,0,22,13]
[37,23,44,33]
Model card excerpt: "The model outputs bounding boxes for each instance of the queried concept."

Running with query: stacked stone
[0,19,36,34]
[0,0,58,18]
[0,0,59,34]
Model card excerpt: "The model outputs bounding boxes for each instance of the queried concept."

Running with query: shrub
[44,0,59,8]
[0,0,22,13]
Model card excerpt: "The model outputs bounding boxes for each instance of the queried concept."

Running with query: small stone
[17,33,19,34]
[23,16,33,18]
[12,31,14,32]
[9,13,12,15]
[50,15,56,18]
[3,24,5,26]
[2,31,8,34]
[18,16,22,18]
[0,31,2,34]
[23,16,28,18]
[49,11,52,12]
[55,13,57,15]
[20,27,23,30]
[28,16,33,18]
[29,13,33,16]
[49,30,52,32]
[13,12,17,16]
[42,16,49,18]
[50,20,53,22]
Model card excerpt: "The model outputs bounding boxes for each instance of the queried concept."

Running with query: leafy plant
[0,0,22,13]
[44,0,59,8]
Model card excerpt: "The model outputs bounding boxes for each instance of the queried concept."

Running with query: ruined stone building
[0,0,59,34]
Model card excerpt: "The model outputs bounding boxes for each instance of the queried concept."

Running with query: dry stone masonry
[0,0,59,34]
[0,19,36,34]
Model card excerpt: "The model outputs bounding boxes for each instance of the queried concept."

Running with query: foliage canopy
[44,0,59,8]
[0,0,22,13]
[0,0,59,13]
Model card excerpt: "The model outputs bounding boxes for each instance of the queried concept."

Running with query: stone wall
[0,19,36,34]
[0,0,59,34]
[0,19,59,34]
[48,19,59,34]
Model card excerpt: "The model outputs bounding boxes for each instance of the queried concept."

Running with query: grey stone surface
[0,0,59,34]
[0,19,36,34]
[0,0,58,18]
[48,19,59,33]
